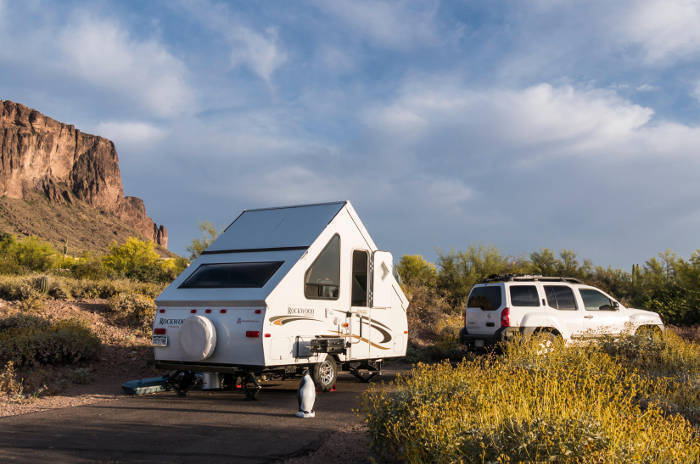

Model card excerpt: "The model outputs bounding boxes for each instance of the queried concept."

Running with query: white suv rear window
[467,286,502,311]
[509,285,540,306]
[544,285,578,310]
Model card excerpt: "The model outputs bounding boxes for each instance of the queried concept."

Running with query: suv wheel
[635,325,662,338]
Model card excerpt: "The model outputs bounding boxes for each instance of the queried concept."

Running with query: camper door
[348,249,371,360]
[371,251,393,309]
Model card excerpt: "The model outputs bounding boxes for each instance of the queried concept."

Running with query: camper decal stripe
[358,316,392,332]
[329,331,390,350]
[269,316,323,326]
[369,324,391,344]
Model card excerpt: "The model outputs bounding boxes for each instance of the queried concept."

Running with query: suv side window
[579,289,615,311]
[467,286,502,311]
[509,285,540,306]
[544,285,577,310]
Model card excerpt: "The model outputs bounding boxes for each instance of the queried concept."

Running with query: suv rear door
[465,284,504,336]
[542,284,583,339]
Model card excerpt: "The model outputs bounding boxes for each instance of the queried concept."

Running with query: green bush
[102,237,169,282]
[0,234,58,273]
[363,334,700,463]
[109,292,156,330]
[66,253,108,280]
[0,317,101,368]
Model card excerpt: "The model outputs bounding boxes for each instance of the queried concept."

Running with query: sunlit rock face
[0,100,167,248]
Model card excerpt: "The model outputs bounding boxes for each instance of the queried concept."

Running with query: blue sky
[2,0,700,268]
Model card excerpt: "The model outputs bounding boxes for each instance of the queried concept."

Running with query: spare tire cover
[179,316,217,361]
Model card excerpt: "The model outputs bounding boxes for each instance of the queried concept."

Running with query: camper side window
[304,234,340,300]
[352,250,368,306]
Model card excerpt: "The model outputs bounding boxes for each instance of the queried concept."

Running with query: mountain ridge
[0,100,167,251]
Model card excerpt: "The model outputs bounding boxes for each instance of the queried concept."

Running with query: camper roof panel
[206,201,346,252]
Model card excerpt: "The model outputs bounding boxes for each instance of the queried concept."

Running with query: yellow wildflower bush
[363,333,699,463]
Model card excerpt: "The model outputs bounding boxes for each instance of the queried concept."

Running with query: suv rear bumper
[459,327,523,347]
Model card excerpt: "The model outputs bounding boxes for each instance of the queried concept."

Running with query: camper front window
[179,261,283,288]
[304,234,340,300]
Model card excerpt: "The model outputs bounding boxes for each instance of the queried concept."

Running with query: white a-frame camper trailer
[152,201,408,398]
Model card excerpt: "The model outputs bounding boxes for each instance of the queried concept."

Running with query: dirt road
[0,370,397,463]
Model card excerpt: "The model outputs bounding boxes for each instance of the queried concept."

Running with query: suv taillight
[463,310,467,327]
[500,307,510,328]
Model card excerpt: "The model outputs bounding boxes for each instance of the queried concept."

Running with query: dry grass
[363,332,700,463]
[0,273,165,302]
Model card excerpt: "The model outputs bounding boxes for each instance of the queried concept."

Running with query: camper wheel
[312,358,337,392]
[169,370,197,397]
[243,372,262,400]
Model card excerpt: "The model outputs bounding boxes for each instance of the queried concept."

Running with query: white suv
[459,275,664,349]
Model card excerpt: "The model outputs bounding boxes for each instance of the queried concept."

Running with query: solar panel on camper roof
[205,201,346,253]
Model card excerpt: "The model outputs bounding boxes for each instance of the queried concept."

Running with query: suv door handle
[584,315,594,319]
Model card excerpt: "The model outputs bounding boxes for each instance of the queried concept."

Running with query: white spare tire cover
[179,316,217,361]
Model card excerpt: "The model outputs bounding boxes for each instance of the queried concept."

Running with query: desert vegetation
[0,233,180,405]
[363,332,700,463]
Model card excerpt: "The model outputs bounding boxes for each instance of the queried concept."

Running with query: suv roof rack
[481,274,583,284]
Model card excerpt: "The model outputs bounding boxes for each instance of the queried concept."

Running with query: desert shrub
[404,285,454,340]
[66,253,108,280]
[68,278,122,299]
[0,361,24,402]
[0,275,34,300]
[159,256,189,281]
[65,277,164,300]
[102,237,171,282]
[17,289,45,312]
[187,220,219,259]
[0,234,59,274]
[72,367,92,385]
[397,255,438,287]
[109,292,156,330]
[47,278,72,299]
[0,313,51,332]
[363,334,700,463]
[0,317,101,368]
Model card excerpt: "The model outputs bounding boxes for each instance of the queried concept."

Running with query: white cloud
[618,0,700,63]
[366,82,662,161]
[693,80,700,102]
[174,0,286,84]
[229,26,287,84]
[95,121,166,146]
[636,84,658,92]
[313,0,438,49]
[58,13,192,117]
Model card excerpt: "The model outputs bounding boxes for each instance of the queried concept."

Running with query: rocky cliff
[0,100,167,248]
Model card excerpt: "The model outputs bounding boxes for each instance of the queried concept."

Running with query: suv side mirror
[612,301,619,310]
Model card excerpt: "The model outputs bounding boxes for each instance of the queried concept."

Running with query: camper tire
[312,358,337,392]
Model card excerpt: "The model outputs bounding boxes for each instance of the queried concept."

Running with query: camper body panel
[262,206,408,366]
[153,306,266,366]
[152,201,408,373]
